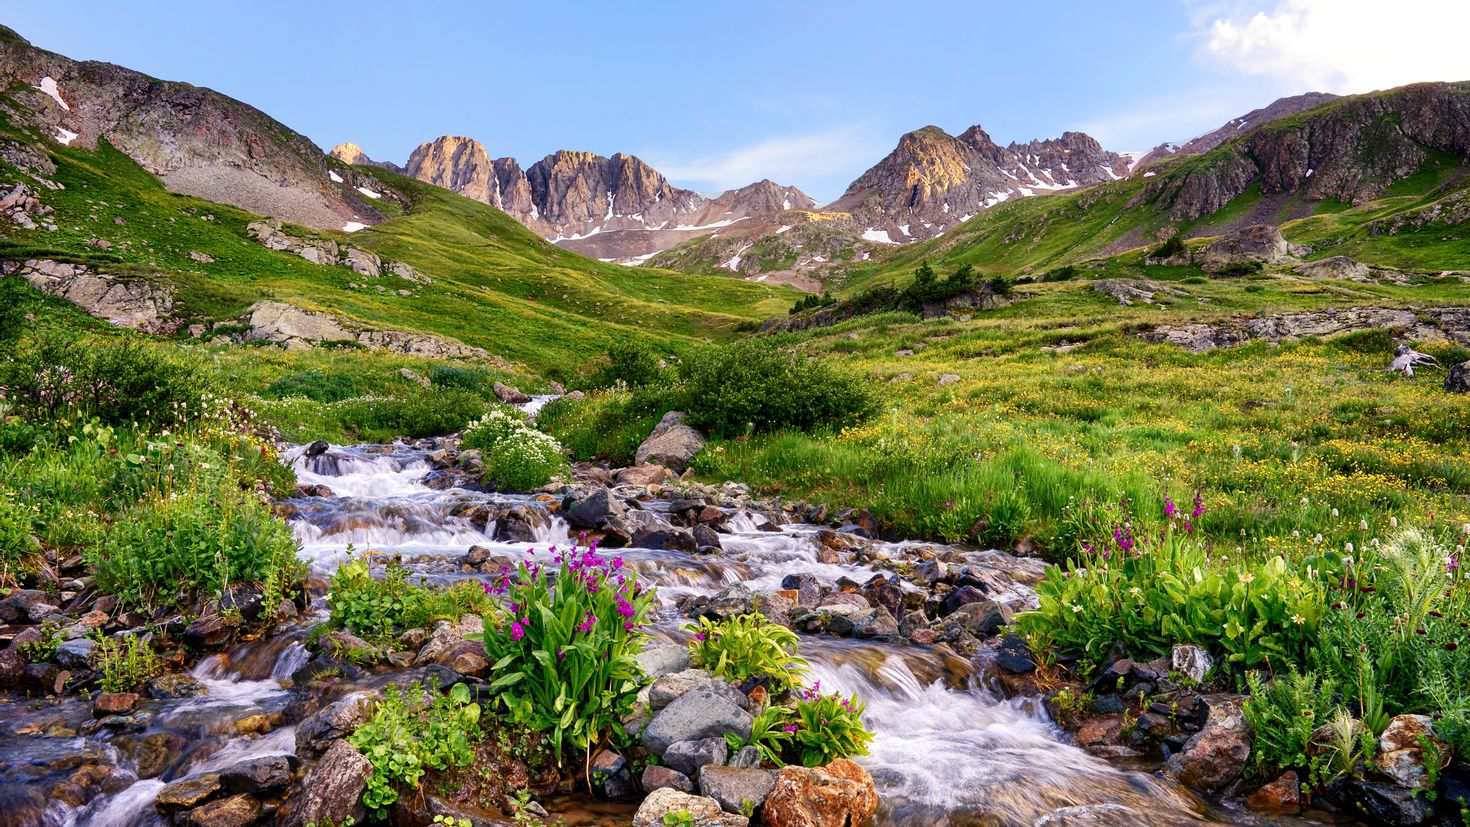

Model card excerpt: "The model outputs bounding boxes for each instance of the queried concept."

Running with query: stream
[1,432,1346,826]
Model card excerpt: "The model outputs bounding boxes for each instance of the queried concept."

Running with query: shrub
[1242,669,1340,775]
[478,543,654,760]
[1042,265,1079,282]
[428,365,489,394]
[267,370,358,402]
[94,633,163,692]
[349,682,481,818]
[1152,235,1186,259]
[331,387,487,441]
[328,554,490,644]
[461,409,569,491]
[0,488,40,583]
[589,341,667,389]
[686,613,809,690]
[537,388,676,465]
[679,340,877,437]
[89,488,302,613]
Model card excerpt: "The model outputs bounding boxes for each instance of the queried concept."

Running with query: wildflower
[1313,534,1324,544]
[1129,587,1142,597]
[1360,520,1370,531]
[509,621,525,641]
[1238,572,1256,584]
[1390,516,1399,528]
[1069,603,1084,613]
[1332,508,1340,517]
[1191,494,1206,519]
[1345,542,1355,554]
[784,724,798,732]
[1293,530,1301,539]
[1164,497,1178,519]
[694,632,706,641]
[1291,614,1305,625]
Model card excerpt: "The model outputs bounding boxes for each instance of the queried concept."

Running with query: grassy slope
[0,102,797,379]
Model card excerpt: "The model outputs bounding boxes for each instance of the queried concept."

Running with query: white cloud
[1201,0,1470,93]
[645,126,888,196]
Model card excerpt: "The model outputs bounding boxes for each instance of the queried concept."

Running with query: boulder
[0,589,57,623]
[563,488,626,529]
[1246,771,1301,814]
[699,766,777,815]
[144,673,206,699]
[1195,224,1296,273]
[1091,278,1180,306]
[1344,778,1430,825]
[413,614,483,666]
[1170,644,1214,684]
[632,788,748,827]
[286,740,371,827]
[93,692,141,716]
[616,464,675,487]
[1164,695,1250,793]
[1447,361,1470,394]
[664,737,729,778]
[154,773,223,814]
[643,691,754,756]
[650,670,746,711]
[591,749,636,800]
[11,259,177,333]
[941,600,1012,638]
[220,754,295,797]
[635,411,706,473]
[763,759,878,827]
[642,765,695,794]
[635,644,691,680]
[1374,714,1447,790]
[175,793,260,827]
[54,638,96,669]
[493,381,531,404]
[295,694,370,759]
[631,520,699,552]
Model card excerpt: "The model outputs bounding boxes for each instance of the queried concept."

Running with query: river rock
[1170,644,1214,684]
[0,589,58,623]
[636,643,691,680]
[616,464,675,486]
[643,765,695,793]
[1246,770,1301,814]
[54,638,96,669]
[665,737,729,778]
[780,574,823,608]
[632,787,748,827]
[144,673,206,699]
[175,793,260,827]
[1447,361,1470,394]
[643,690,754,755]
[219,754,295,797]
[1164,695,1250,793]
[635,411,706,473]
[632,520,699,552]
[591,749,636,800]
[993,633,1036,674]
[1374,714,1447,790]
[295,694,370,759]
[1344,778,1430,825]
[763,759,878,827]
[563,488,626,529]
[287,739,371,827]
[650,670,746,711]
[413,614,483,666]
[493,381,531,404]
[154,773,223,814]
[93,691,140,716]
[941,600,1012,637]
[700,766,777,815]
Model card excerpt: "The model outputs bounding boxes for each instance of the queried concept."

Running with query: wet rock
[1170,644,1214,684]
[994,633,1036,674]
[635,643,691,680]
[941,600,1012,638]
[414,614,483,666]
[632,787,747,827]
[700,766,777,815]
[763,759,878,827]
[493,381,531,404]
[144,672,206,699]
[154,773,223,813]
[780,574,823,609]
[650,669,746,711]
[176,793,260,827]
[697,583,759,620]
[295,694,370,759]
[305,439,330,457]
[1246,770,1301,814]
[1164,695,1250,793]
[616,464,675,487]
[632,521,699,552]
[591,749,636,800]
[1374,714,1447,790]
[1447,361,1470,394]
[693,523,724,552]
[643,691,754,755]
[183,614,229,647]
[1344,778,1430,825]
[939,585,988,616]
[287,739,372,826]
[665,737,729,778]
[563,488,626,529]
[93,691,140,716]
[0,647,24,687]
[635,411,706,473]
[0,786,48,826]
[643,765,695,794]
[320,630,379,663]
[861,576,904,617]
[220,754,295,797]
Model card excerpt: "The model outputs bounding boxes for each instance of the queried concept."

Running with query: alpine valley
[3,16,1470,827]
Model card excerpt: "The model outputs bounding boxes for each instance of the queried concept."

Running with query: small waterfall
[74,779,166,827]
[519,394,559,418]
[533,515,572,547]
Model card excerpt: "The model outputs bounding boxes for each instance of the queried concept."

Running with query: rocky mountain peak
[330,142,403,173]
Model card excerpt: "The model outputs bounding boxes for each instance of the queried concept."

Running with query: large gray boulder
[635,411,706,473]
[8,259,177,333]
[285,740,371,827]
[699,766,777,816]
[563,487,626,529]
[632,788,748,827]
[1195,224,1300,273]
[1447,361,1470,394]
[643,690,754,756]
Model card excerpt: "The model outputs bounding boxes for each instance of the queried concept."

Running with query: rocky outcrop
[1143,306,1470,352]
[830,125,1131,243]
[234,300,490,358]
[285,740,371,827]
[1448,361,1470,393]
[0,26,380,231]
[1091,278,1182,306]
[1132,92,1339,171]
[1368,187,1470,236]
[1142,83,1470,222]
[246,219,427,282]
[1292,256,1418,285]
[762,759,879,827]
[5,259,177,333]
[0,183,55,230]
[329,142,403,174]
[1194,224,1303,273]
[635,411,706,473]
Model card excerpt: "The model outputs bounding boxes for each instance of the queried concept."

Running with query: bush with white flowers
[461,408,569,491]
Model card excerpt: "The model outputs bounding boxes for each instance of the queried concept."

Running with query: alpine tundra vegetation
[2,5,1470,827]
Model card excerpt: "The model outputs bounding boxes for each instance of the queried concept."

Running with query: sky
[9,1,1470,203]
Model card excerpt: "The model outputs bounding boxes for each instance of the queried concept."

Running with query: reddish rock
[175,793,260,826]
[1246,771,1301,814]
[1165,695,1251,793]
[1374,714,1448,790]
[763,759,878,827]
[93,692,141,716]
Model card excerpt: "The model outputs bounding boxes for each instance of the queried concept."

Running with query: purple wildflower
[1164,497,1178,519]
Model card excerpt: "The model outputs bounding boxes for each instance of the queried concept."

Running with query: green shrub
[1152,235,1186,259]
[679,340,877,437]
[89,488,302,613]
[267,370,359,403]
[94,633,163,692]
[1042,265,1079,282]
[461,409,568,491]
[787,686,874,767]
[1242,669,1340,775]
[331,387,487,441]
[328,554,490,644]
[686,613,809,690]
[0,488,40,582]
[478,543,654,760]
[18,620,61,662]
[349,682,481,818]
[589,341,667,389]
[538,387,677,465]
[428,366,489,394]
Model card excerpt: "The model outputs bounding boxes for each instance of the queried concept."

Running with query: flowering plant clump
[461,408,569,491]
[478,541,653,760]
[787,683,874,767]
[686,612,809,690]
[1019,495,1325,669]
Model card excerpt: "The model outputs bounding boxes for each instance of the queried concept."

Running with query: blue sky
[10,1,1469,202]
